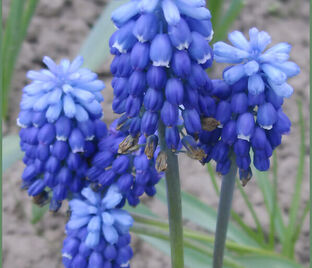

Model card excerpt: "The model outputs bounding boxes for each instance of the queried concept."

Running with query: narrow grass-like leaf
[207,0,224,30]
[135,226,303,268]
[233,255,304,268]
[20,0,39,40]
[207,163,220,195]
[131,209,284,257]
[2,0,25,117]
[2,0,39,118]
[282,100,306,257]
[133,224,244,268]
[236,181,266,244]
[79,0,128,70]
[252,165,286,242]
[156,179,261,247]
[292,201,309,243]
[269,151,278,248]
[2,135,23,173]
[213,0,245,43]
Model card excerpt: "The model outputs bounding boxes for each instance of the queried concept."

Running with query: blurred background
[2,0,310,267]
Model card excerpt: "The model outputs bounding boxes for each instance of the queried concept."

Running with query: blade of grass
[156,179,262,247]
[207,163,220,195]
[131,209,281,257]
[282,100,306,257]
[207,0,224,29]
[292,201,309,243]
[20,0,39,40]
[268,151,278,249]
[2,0,39,118]
[2,0,25,117]
[253,165,286,243]
[132,223,245,268]
[213,0,244,43]
[236,181,266,244]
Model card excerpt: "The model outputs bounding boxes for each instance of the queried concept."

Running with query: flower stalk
[213,153,237,268]
[158,121,184,268]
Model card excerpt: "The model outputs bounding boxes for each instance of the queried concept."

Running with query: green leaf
[207,0,225,30]
[213,0,245,43]
[252,166,286,243]
[234,255,304,268]
[135,225,303,268]
[137,234,243,268]
[2,0,25,117]
[155,179,260,247]
[79,0,128,71]
[2,135,23,173]
[236,180,265,244]
[31,203,49,224]
[282,100,306,256]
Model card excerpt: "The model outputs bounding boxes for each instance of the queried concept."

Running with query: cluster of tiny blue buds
[17,56,106,210]
[62,186,133,268]
[17,2,301,266]
[198,28,299,185]
[87,121,161,207]
[109,0,214,154]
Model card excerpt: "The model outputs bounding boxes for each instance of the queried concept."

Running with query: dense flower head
[62,185,133,268]
[213,28,300,98]
[18,57,107,211]
[194,28,300,184]
[109,0,214,156]
[87,121,161,207]
[199,76,294,184]
[18,56,104,127]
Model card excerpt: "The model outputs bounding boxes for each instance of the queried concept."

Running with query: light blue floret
[67,185,133,248]
[112,0,211,26]
[18,56,105,127]
[213,27,300,98]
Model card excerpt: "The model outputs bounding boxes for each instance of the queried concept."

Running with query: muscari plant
[13,0,304,268]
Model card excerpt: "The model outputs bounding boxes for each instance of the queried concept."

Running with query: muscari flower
[62,185,133,268]
[87,121,161,207]
[18,56,106,211]
[213,27,300,97]
[198,28,299,185]
[109,0,214,156]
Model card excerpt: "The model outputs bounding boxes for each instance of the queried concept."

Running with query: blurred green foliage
[2,0,39,119]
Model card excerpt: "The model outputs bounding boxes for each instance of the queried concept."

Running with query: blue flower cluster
[87,121,161,207]
[62,186,133,268]
[198,28,299,184]
[18,56,106,210]
[17,3,300,266]
[109,0,214,152]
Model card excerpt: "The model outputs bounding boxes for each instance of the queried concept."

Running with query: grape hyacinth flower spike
[109,1,214,266]
[62,185,133,268]
[110,0,214,157]
[18,56,106,211]
[86,121,161,207]
[199,28,300,185]
[205,28,299,268]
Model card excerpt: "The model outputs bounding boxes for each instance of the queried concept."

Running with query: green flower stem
[213,154,238,268]
[158,121,184,268]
